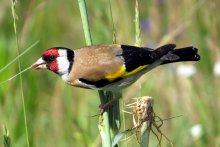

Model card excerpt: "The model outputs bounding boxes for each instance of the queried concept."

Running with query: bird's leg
[99,91,122,115]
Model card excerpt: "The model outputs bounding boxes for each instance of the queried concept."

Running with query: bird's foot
[99,91,122,115]
[99,99,115,115]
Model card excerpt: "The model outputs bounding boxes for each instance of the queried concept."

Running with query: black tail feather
[162,54,200,64]
[171,47,198,57]
[160,46,200,64]
[150,44,176,59]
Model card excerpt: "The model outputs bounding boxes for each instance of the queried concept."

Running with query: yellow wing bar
[123,65,147,77]
[105,64,148,81]
[105,65,126,81]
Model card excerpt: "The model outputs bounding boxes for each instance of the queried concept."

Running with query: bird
[32,44,200,91]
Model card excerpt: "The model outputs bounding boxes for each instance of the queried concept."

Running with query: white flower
[190,124,203,140]
[213,61,220,76]
[176,65,197,77]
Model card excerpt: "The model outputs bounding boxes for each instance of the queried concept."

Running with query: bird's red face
[32,47,74,76]
[32,48,59,73]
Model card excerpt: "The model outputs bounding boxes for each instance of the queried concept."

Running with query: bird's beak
[32,57,47,69]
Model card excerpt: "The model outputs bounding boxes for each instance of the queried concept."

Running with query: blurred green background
[0,0,219,146]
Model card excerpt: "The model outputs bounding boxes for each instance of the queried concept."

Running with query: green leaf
[112,129,132,147]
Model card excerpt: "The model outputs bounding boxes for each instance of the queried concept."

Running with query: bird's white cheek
[57,57,70,76]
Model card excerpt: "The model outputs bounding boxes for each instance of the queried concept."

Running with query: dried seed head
[133,96,153,117]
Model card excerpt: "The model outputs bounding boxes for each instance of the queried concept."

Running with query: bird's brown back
[68,45,124,85]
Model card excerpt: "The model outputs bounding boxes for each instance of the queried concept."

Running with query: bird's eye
[49,56,56,61]
[42,55,57,63]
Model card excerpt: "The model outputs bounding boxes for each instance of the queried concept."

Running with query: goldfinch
[32,44,200,91]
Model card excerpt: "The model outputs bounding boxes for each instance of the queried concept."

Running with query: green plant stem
[136,61,162,147]
[98,91,112,147]
[135,0,141,46]
[78,0,92,45]
[77,1,113,146]
[0,40,39,73]
[108,0,117,44]
[3,126,11,147]
[140,97,154,147]
[10,1,30,147]
[134,1,150,146]
[140,122,150,147]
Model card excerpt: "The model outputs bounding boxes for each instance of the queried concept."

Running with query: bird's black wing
[120,44,176,72]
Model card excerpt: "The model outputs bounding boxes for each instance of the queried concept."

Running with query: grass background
[0,0,220,146]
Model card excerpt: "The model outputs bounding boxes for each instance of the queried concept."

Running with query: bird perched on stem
[32,44,200,91]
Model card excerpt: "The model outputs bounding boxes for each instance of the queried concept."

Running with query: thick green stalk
[98,91,112,147]
[78,0,92,45]
[77,0,114,146]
